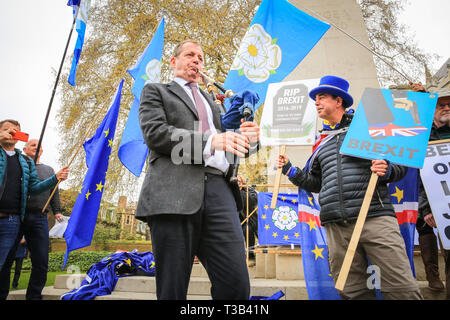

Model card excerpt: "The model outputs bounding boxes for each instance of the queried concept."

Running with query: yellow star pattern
[264,205,269,210]
[294,232,300,238]
[78,185,84,194]
[85,190,91,200]
[391,186,403,204]
[265,224,270,230]
[283,235,289,240]
[108,139,113,147]
[292,199,297,204]
[306,218,318,231]
[262,214,267,220]
[308,197,314,207]
[103,128,109,138]
[281,196,286,201]
[311,244,324,260]
[272,232,278,238]
[96,181,104,192]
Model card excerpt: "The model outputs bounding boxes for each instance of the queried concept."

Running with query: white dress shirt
[173,77,229,173]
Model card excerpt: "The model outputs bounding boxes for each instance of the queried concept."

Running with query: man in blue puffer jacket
[0,119,69,272]
[275,76,423,300]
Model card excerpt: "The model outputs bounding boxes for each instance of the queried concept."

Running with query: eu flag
[388,167,419,276]
[257,192,300,245]
[118,18,165,177]
[223,0,330,110]
[298,189,341,300]
[63,80,123,268]
[67,0,91,86]
[61,250,155,300]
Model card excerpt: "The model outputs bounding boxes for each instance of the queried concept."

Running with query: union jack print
[368,123,427,138]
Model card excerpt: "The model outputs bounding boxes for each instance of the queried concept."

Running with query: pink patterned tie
[187,82,211,133]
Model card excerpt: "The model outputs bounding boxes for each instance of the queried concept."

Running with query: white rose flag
[118,17,165,177]
[223,0,330,110]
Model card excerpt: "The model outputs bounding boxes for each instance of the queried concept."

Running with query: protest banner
[260,79,318,147]
[340,88,437,168]
[420,140,450,250]
[260,79,318,208]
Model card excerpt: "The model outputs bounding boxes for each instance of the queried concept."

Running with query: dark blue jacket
[287,114,407,225]
[0,147,58,221]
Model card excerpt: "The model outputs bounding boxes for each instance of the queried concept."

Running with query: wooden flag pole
[335,172,379,291]
[270,145,286,209]
[241,207,257,226]
[429,138,450,145]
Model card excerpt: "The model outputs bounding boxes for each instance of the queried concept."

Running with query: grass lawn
[9,270,68,291]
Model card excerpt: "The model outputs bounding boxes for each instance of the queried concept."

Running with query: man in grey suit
[136,40,260,300]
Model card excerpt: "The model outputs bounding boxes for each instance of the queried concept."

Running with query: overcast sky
[0,0,448,183]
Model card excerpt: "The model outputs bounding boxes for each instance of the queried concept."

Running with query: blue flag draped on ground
[60,250,155,300]
[118,18,165,177]
[67,0,90,86]
[223,0,330,110]
[63,80,123,268]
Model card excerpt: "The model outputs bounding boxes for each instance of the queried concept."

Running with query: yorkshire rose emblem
[142,59,161,84]
[231,24,282,83]
[272,206,298,231]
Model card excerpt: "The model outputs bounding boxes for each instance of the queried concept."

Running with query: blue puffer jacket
[0,147,58,221]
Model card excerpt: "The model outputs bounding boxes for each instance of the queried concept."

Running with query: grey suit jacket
[135,80,226,219]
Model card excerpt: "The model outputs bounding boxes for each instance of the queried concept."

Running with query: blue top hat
[309,75,353,108]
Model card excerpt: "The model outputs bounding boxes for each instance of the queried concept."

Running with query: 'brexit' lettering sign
[340,88,438,168]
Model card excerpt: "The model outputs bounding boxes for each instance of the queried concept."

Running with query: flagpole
[297,4,414,84]
[34,5,80,164]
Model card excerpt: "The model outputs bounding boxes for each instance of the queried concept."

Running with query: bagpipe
[198,70,260,184]
[198,70,258,127]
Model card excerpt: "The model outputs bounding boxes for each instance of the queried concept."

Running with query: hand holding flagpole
[271,145,286,209]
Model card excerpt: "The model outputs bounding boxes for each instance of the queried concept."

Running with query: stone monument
[266,0,380,192]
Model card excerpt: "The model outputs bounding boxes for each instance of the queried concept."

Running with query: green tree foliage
[59,188,79,215]
[57,0,260,200]
[358,0,438,86]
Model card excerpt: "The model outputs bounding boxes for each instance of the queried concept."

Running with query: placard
[260,79,318,146]
[420,141,450,249]
[340,88,438,168]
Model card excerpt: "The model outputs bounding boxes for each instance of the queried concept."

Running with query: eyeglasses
[437,98,450,110]
[437,102,450,110]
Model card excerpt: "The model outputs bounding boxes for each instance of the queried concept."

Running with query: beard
[437,112,450,126]
[1,142,16,150]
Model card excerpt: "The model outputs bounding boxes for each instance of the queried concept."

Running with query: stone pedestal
[276,252,304,280]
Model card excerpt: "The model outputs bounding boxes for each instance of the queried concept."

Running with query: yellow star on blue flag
[258,192,300,246]
[391,186,404,204]
[64,80,124,268]
[311,244,324,260]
